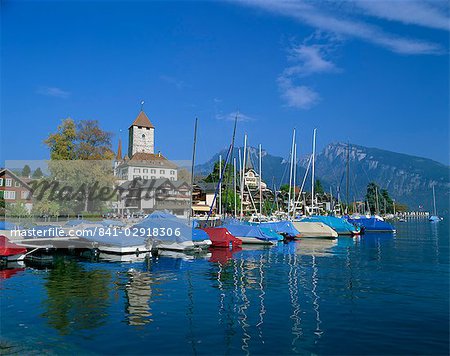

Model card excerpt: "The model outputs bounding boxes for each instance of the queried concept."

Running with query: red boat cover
[0,235,27,257]
[202,228,242,248]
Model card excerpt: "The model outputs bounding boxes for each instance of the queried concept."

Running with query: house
[192,182,217,215]
[0,168,33,212]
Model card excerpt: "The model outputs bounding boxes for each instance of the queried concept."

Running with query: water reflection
[3,222,446,355]
[295,238,338,257]
[41,259,111,335]
[0,265,25,282]
[124,269,153,326]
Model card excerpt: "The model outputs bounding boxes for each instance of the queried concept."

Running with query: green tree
[221,190,241,214]
[380,189,394,214]
[44,118,77,160]
[21,165,31,177]
[75,120,115,160]
[44,118,114,160]
[32,167,44,179]
[204,161,233,183]
[6,202,29,220]
[40,118,116,214]
[314,179,324,195]
[365,182,379,214]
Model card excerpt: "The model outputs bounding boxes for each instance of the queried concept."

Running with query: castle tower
[128,110,155,157]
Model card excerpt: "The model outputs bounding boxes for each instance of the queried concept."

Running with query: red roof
[129,111,154,129]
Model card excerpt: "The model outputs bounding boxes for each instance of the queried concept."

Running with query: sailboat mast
[288,129,296,218]
[375,186,380,215]
[234,157,237,217]
[188,117,198,223]
[240,134,247,218]
[346,142,350,211]
[433,185,437,216]
[259,144,262,216]
[219,154,222,217]
[311,128,317,216]
[292,143,297,218]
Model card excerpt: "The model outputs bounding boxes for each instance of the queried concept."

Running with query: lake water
[1,220,448,355]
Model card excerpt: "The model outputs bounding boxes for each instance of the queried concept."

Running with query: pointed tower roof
[129,110,154,129]
[116,139,122,160]
[245,149,254,170]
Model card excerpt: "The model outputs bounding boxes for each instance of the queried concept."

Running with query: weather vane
[141,100,145,111]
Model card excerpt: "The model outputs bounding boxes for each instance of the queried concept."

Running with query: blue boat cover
[192,228,210,242]
[0,221,23,230]
[132,211,192,242]
[345,216,395,232]
[222,223,281,242]
[260,221,300,237]
[301,216,359,234]
[65,219,89,227]
[101,219,126,227]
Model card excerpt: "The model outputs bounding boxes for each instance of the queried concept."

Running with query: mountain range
[195,143,449,214]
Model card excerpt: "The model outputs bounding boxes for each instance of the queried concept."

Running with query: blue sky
[1,0,449,165]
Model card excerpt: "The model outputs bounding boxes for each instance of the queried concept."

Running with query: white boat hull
[292,221,338,238]
[235,236,274,245]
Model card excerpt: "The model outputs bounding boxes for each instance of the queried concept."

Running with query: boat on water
[222,223,281,245]
[292,221,338,238]
[429,186,443,222]
[0,235,28,262]
[80,229,150,255]
[258,221,301,239]
[133,211,204,252]
[345,215,396,233]
[192,229,212,248]
[202,227,242,248]
[300,216,361,236]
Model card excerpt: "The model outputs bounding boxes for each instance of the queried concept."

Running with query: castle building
[114,109,178,182]
[114,108,189,216]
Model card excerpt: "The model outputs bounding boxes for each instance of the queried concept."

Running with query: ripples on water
[0,220,448,355]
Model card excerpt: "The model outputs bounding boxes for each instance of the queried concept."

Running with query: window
[151,169,156,174]
[15,181,20,187]
[170,177,175,181]
[143,169,148,173]
[133,168,140,173]
[0,178,3,186]
[5,179,12,187]
[4,191,16,199]
[151,176,156,179]
[142,134,145,138]
[160,170,165,174]
[170,170,175,175]
[133,175,140,179]
[21,191,28,199]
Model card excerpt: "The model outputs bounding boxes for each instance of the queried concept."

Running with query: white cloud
[278,77,320,109]
[234,0,446,54]
[352,0,450,32]
[36,86,70,98]
[216,111,255,122]
[277,33,337,109]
